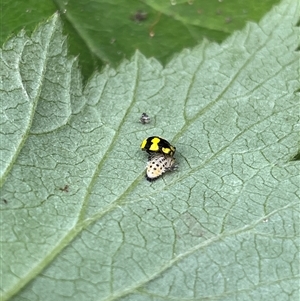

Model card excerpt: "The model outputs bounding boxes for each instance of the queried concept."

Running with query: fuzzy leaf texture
[0,0,299,300]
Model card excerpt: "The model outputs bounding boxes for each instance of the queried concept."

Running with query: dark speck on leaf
[131,10,148,22]
[59,185,69,192]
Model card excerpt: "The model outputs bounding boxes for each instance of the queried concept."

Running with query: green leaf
[52,0,281,66]
[1,0,299,300]
[2,0,280,80]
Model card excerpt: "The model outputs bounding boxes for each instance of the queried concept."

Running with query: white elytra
[146,155,177,181]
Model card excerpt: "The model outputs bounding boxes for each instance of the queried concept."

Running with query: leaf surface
[1,1,299,300]
[1,0,280,80]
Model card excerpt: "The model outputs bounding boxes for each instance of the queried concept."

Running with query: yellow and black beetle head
[140,136,176,157]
